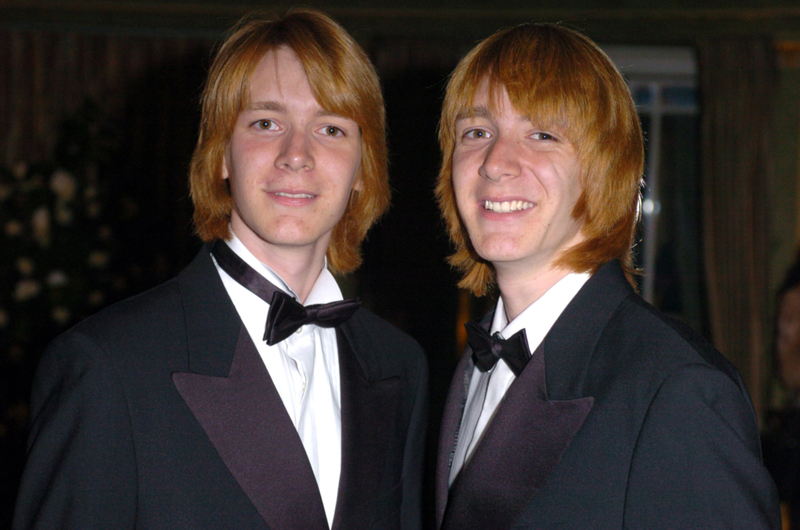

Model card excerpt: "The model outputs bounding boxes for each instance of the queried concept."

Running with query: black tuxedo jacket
[14,244,428,530]
[436,260,780,529]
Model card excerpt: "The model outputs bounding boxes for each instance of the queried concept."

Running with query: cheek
[552,166,583,213]
[451,154,469,184]
[451,157,472,201]
[451,142,474,171]
[332,143,363,188]
[450,177,470,214]
[224,144,248,184]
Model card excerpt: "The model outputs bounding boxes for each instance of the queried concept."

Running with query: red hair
[436,23,644,296]
[190,9,389,274]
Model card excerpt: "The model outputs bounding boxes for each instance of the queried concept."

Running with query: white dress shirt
[449,271,591,487]
[213,235,342,527]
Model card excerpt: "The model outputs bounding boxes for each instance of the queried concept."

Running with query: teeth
[275,192,314,198]
[484,200,534,212]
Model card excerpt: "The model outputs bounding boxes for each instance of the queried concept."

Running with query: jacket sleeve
[624,363,780,529]
[13,331,137,530]
[400,348,429,530]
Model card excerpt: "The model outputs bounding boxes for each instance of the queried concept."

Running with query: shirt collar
[491,271,591,353]
[225,233,343,305]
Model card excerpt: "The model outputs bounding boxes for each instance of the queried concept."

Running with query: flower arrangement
[2,104,135,364]
[0,161,121,351]
[0,103,140,494]
[1,99,203,521]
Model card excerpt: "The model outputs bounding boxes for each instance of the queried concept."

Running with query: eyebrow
[455,105,539,126]
[246,101,349,120]
[455,106,490,121]
[247,101,285,112]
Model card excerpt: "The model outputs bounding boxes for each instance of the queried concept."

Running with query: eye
[253,119,277,130]
[463,128,491,139]
[531,132,556,141]
[320,125,345,137]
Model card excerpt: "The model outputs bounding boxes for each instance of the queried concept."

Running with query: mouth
[483,200,534,213]
[273,192,316,199]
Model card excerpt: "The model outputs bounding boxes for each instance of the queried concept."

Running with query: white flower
[5,220,23,237]
[16,257,34,276]
[46,270,69,287]
[88,250,110,269]
[50,169,77,201]
[14,279,41,301]
[12,161,28,180]
[31,207,50,246]
[52,306,71,325]
[0,308,8,328]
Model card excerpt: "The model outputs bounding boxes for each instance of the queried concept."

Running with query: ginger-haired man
[435,22,778,529]
[14,10,427,530]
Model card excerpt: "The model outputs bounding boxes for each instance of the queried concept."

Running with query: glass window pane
[633,85,654,106]
[662,85,697,107]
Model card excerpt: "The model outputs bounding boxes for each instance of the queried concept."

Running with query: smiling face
[452,83,586,282]
[223,46,362,268]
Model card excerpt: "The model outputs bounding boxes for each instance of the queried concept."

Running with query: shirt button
[295,326,304,335]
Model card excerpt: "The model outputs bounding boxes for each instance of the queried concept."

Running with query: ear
[221,146,230,181]
[352,164,364,192]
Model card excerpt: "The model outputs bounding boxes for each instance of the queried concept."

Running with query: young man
[14,10,427,530]
[434,23,779,529]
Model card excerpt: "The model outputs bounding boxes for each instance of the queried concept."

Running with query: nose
[478,134,520,182]
[275,129,314,172]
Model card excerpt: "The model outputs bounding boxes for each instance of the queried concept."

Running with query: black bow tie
[211,240,361,346]
[464,320,532,377]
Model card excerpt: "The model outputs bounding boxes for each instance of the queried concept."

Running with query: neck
[496,263,571,322]
[231,228,328,304]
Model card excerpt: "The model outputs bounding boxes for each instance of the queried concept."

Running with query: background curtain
[0,29,215,524]
[697,38,777,415]
[0,28,215,165]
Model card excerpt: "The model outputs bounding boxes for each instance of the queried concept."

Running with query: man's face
[223,46,362,265]
[452,83,585,277]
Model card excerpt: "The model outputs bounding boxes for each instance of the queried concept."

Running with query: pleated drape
[0,28,214,165]
[697,38,776,414]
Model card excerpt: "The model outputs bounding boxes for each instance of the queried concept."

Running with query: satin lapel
[435,349,473,529]
[174,246,327,530]
[442,343,594,530]
[172,327,328,530]
[332,321,401,530]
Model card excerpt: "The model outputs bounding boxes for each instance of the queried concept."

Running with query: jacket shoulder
[611,293,741,384]
[51,246,216,357]
[57,277,183,349]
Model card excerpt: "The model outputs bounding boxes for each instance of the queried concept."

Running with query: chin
[473,240,531,262]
